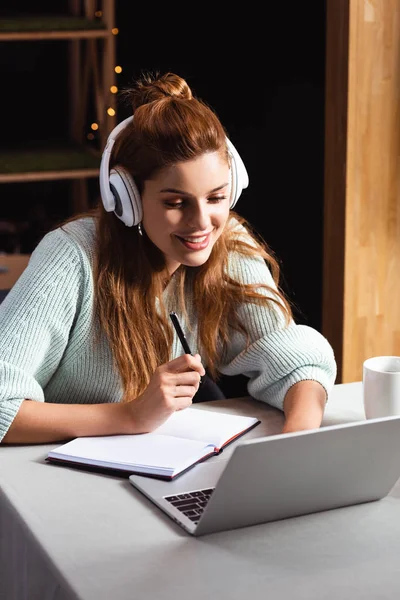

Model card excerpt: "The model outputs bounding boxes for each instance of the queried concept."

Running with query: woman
[0,72,336,444]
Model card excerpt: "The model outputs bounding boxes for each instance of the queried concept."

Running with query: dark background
[0,1,327,330]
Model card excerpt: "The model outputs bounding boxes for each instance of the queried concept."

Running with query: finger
[173,354,205,376]
[173,384,199,398]
[173,371,201,386]
[175,397,193,411]
[161,354,205,375]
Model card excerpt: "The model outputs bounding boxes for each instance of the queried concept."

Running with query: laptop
[129,415,400,536]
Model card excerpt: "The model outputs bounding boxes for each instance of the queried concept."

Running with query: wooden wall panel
[323,0,349,383]
[323,0,400,382]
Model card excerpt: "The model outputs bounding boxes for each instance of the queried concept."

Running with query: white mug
[363,356,400,419]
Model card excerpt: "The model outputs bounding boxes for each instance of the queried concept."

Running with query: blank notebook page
[155,407,259,448]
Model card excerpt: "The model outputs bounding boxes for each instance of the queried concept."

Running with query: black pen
[169,311,193,355]
[169,312,203,385]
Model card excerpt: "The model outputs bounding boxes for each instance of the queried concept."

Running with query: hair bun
[126,72,193,111]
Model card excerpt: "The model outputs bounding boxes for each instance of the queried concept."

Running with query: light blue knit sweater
[0,217,336,441]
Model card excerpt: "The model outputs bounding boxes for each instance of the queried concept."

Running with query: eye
[164,199,185,209]
[208,196,228,203]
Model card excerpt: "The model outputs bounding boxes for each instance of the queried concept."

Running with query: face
[141,151,231,275]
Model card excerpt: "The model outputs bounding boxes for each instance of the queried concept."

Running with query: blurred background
[0,1,326,330]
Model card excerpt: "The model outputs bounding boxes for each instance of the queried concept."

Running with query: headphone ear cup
[109,166,143,227]
[229,153,239,209]
[226,138,249,208]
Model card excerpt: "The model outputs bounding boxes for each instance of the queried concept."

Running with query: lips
[179,235,208,243]
[175,233,211,251]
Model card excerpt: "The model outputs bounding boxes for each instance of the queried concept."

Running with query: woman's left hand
[281,380,327,434]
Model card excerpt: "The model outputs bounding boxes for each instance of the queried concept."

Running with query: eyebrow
[159,183,229,196]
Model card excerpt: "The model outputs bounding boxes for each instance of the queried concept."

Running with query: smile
[175,233,211,250]
[181,235,208,243]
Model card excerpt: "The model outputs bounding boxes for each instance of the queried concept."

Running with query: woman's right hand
[125,353,205,433]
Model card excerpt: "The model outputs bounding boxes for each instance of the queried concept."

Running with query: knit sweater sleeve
[218,228,337,411]
[0,227,88,441]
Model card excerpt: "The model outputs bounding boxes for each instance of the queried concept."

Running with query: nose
[186,202,210,231]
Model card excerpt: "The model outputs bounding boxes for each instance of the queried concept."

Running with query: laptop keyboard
[164,488,215,524]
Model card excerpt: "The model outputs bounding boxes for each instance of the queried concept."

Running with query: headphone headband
[99,116,134,212]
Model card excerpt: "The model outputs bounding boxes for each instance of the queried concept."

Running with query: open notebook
[46,407,260,480]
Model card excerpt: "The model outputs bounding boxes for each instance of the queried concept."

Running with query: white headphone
[99,115,249,227]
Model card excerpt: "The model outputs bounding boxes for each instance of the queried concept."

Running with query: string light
[86,19,122,142]
[94,11,102,17]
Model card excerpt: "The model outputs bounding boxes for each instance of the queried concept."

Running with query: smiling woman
[0,71,336,445]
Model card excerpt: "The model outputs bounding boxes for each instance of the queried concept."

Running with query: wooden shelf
[0,1,116,215]
[0,145,101,183]
[0,16,108,40]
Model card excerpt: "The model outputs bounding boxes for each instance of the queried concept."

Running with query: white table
[2,381,400,600]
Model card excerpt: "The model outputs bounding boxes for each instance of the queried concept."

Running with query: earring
[137,222,143,236]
